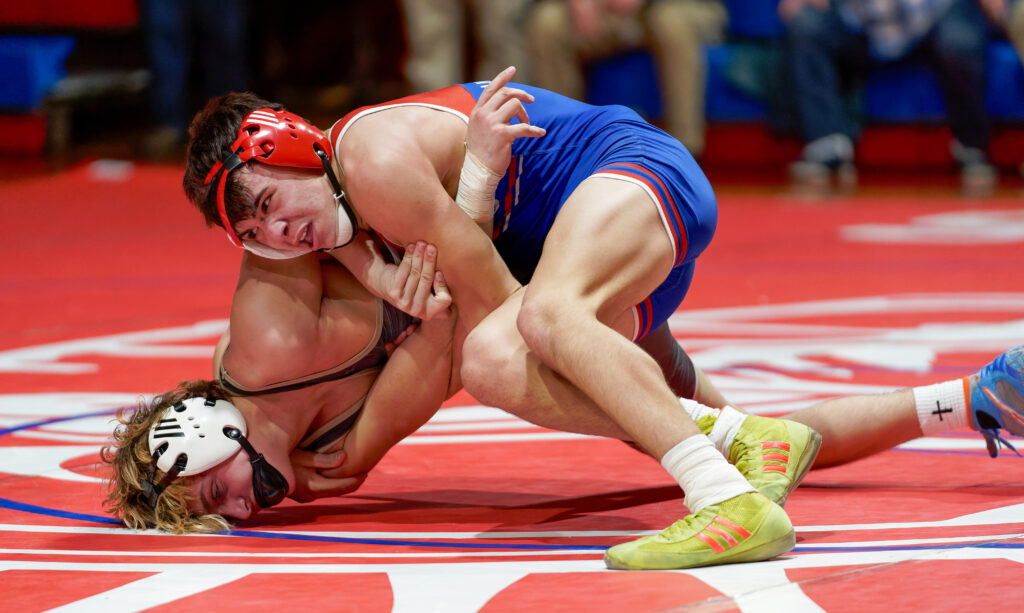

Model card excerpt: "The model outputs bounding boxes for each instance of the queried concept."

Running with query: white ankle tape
[661,435,754,513]
[708,405,747,456]
[678,397,720,422]
[913,379,969,435]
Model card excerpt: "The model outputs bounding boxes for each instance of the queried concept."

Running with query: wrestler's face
[188,448,259,520]
[185,405,295,521]
[233,165,338,256]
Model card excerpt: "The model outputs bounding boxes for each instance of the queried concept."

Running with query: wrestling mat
[1,162,1022,611]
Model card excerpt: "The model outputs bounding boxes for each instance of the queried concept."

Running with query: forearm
[440,225,520,329]
[360,187,520,329]
[331,232,391,299]
[335,317,456,474]
[337,211,515,329]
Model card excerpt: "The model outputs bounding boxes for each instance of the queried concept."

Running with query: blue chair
[0,36,75,110]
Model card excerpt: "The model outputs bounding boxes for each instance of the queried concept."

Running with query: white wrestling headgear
[148,397,246,477]
[142,396,289,510]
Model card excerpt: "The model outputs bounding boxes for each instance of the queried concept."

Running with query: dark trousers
[142,0,249,133]
[784,0,990,150]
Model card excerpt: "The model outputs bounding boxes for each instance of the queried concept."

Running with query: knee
[646,1,694,41]
[461,320,523,406]
[1012,2,1024,43]
[515,292,565,362]
[527,0,569,42]
[932,22,987,63]
[646,0,725,45]
[784,6,830,45]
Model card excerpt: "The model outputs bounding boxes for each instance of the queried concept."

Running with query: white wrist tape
[456,145,502,222]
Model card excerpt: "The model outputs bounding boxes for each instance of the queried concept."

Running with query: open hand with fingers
[383,241,452,320]
[332,234,452,320]
[466,66,547,177]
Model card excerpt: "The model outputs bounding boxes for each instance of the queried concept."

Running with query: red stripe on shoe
[705,523,739,547]
[763,464,787,473]
[713,516,751,539]
[761,441,791,451]
[695,530,725,553]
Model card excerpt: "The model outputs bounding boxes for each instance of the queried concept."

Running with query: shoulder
[340,107,464,175]
[224,253,326,387]
[341,112,423,169]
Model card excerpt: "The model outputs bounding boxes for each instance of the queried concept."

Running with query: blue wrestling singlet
[330,82,718,340]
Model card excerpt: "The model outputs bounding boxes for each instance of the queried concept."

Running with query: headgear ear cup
[203,108,358,254]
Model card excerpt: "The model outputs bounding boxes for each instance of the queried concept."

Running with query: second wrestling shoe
[696,411,822,507]
[968,345,1024,457]
[604,492,795,570]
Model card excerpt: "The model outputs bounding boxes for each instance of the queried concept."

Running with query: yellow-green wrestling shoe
[604,491,795,570]
[697,412,822,507]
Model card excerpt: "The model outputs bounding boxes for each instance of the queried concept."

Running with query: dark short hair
[182,92,284,231]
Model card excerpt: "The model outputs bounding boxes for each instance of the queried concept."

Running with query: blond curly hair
[101,380,232,534]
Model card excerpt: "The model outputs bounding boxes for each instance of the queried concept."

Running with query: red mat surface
[1,161,1022,611]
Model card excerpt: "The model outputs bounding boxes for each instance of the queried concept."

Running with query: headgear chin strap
[202,108,358,256]
[142,396,288,510]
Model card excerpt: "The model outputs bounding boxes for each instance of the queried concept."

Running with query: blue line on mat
[0,409,120,437]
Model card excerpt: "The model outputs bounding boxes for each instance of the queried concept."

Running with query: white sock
[661,434,755,513]
[678,397,720,422]
[913,378,969,435]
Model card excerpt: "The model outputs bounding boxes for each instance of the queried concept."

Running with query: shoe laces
[731,431,785,474]
[980,428,1020,458]
[659,508,713,542]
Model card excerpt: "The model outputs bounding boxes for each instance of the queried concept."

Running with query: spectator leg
[924,0,990,152]
[470,0,533,83]
[401,0,463,92]
[784,3,858,146]
[526,0,584,99]
[645,0,727,157]
[197,0,250,99]
[142,0,191,133]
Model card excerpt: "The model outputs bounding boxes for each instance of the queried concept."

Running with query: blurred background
[1,0,1023,192]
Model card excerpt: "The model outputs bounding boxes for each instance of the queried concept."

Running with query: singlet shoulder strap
[298,396,366,453]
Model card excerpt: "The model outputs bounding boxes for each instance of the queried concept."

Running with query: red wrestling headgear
[203,108,357,256]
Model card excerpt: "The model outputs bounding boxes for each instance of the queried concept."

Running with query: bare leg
[466,178,703,457]
[466,284,918,470]
[464,286,636,440]
[782,389,922,468]
[636,323,731,409]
